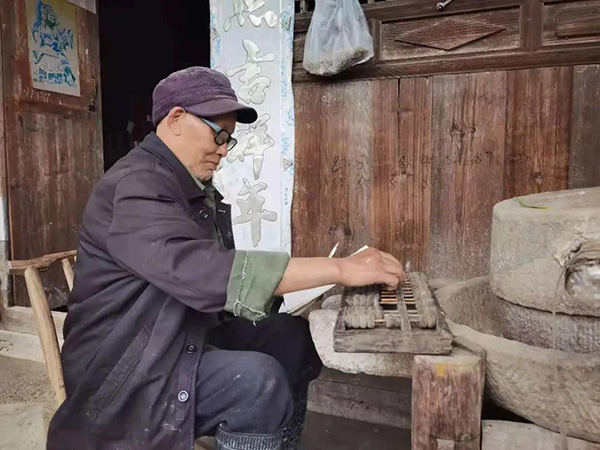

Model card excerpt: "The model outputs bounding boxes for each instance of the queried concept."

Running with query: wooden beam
[9,250,77,275]
[61,258,74,292]
[412,348,484,450]
[292,46,600,84]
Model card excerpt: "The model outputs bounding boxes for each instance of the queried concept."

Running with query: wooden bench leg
[24,266,67,406]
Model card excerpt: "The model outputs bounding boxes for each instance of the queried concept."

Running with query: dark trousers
[194,314,323,437]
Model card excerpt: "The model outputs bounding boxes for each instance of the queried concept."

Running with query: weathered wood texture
[292,80,397,258]
[308,368,412,429]
[293,0,600,82]
[411,349,484,450]
[429,71,507,278]
[482,420,600,450]
[2,0,103,307]
[293,63,597,279]
[504,67,572,197]
[569,65,600,189]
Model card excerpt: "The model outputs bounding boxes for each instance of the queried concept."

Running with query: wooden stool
[8,250,77,406]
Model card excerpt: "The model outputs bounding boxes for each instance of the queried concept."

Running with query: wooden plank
[429,71,506,280]
[393,78,432,273]
[0,305,66,340]
[569,65,600,189]
[482,421,600,450]
[292,83,321,257]
[371,79,401,256]
[308,376,411,430]
[504,67,572,198]
[345,83,373,254]
[412,349,484,450]
[24,266,66,405]
[9,250,77,275]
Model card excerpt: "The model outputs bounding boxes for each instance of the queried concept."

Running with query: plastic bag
[303,0,374,77]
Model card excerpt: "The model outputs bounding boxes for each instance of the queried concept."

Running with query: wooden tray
[333,273,453,355]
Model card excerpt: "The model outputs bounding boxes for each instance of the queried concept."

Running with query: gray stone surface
[498,297,600,353]
[308,309,413,378]
[437,277,600,443]
[490,187,600,316]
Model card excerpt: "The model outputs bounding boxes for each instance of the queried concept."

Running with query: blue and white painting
[26,0,81,97]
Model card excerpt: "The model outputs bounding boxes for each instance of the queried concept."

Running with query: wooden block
[412,349,484,450]
[9,250,77,275]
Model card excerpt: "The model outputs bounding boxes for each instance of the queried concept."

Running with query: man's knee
[233,352,293,418]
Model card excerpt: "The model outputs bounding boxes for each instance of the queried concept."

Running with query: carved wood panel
[381,8,520,61]
[543,0,600,46]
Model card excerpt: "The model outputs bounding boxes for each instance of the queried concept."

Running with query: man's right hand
[338,247,405,290]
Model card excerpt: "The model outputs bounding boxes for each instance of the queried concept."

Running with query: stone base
[308,309,413,378]
[436,277,600,443]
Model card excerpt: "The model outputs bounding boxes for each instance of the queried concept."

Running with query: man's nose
[216,144,228,157]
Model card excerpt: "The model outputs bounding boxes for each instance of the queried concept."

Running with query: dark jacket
[47,133,236,450]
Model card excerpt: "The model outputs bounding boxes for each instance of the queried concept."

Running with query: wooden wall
[293,66,600,279]
[291,0,600,279]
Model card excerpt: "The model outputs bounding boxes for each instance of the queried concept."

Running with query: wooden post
[24,265,66,406]
[412,348,484,450]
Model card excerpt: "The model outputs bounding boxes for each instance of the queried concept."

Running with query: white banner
[210,0,295,254]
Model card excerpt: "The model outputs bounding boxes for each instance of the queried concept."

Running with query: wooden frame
[293,0,600,83]
[333,274,453,354]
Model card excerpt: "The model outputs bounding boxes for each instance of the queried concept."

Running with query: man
[47,67,404,450]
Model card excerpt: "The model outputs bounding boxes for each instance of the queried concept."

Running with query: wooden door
[2,0,103,307]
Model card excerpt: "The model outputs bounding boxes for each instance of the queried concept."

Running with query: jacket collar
[138,132,206,200]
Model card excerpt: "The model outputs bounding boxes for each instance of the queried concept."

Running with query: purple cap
[151,67,257,126]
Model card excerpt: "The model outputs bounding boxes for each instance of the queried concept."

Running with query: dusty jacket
[47,133,236,450]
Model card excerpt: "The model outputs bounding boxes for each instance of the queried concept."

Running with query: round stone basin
[437,277,600,443]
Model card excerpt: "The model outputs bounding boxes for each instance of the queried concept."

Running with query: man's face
[178,111,237,181]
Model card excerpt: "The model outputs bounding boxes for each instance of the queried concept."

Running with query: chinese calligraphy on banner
[210,0,295,254]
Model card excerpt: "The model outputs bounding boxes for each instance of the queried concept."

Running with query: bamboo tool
[8,250,76,406]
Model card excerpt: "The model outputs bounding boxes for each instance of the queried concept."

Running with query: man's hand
[338,248,405,290]
[274,247,405,296]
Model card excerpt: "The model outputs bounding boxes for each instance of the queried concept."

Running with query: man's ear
[166,107,185,136]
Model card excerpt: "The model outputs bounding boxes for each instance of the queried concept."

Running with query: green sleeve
[225,250,290,322]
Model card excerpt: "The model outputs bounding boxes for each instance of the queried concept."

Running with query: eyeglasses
[200,117,238,151]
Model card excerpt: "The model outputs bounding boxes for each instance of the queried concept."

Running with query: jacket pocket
[92,327,150,415]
